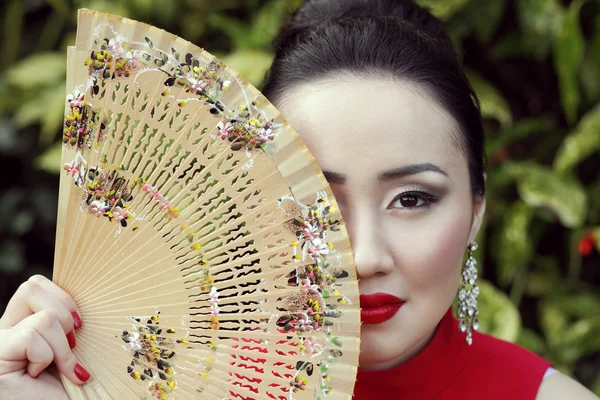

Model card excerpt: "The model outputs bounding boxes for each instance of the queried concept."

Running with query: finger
[11,310,90,384]
[1,278,75,334]
[25,329,55,378]
[0,327,52,378]
[27,275,82,329]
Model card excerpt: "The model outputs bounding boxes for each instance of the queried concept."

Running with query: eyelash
[388,189,440,210]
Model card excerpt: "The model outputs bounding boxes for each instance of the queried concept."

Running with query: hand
[0,275,89,400]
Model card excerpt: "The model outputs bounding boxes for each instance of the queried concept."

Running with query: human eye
[388,189,440,210]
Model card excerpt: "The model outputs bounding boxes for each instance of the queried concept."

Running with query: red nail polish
[67,331,76,349]
[74,363,90,382]
[72,312,83,330]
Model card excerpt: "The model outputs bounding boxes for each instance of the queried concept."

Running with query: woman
[0,0,597,399]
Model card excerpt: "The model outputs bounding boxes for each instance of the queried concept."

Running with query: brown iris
[399,195,419,208]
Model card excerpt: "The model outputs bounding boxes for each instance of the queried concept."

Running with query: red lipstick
[360,293,405,324]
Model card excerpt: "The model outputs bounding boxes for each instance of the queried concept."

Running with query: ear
[468,173,487,243]
[468,196,486,244]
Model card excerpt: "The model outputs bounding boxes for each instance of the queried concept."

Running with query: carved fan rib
[53,9,360,400]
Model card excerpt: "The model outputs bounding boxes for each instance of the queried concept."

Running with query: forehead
[277,76,466,179]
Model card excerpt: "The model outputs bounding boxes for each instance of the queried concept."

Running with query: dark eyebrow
[378,163,449,181]
[322,163,448,185]
[322,170,347,184]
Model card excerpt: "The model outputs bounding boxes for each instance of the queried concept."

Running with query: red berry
[578,235,595,256]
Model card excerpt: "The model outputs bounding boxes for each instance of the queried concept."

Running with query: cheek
[388,210,470,293]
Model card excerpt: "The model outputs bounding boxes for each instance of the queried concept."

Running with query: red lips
[360,293,405,324]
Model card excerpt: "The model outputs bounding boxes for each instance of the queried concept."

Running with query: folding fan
[52,9,360,400]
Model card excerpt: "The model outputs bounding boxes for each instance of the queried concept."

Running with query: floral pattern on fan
[277,193,351,398]
[198,270,221,330]
[121,313,185,399]
[85,37,142,79]
[79,31,277,153]
[62,89,104,150]
[214,100,276,151]
[292,361,315,394]
[61,28,279,230]
[63,161,138,227]
[290,195,341,262]
[56,10,358,400]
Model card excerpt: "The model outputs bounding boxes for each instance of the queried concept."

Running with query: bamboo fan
[52,9,360,400]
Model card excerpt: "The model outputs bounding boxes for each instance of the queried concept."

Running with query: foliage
[0,0,598,393]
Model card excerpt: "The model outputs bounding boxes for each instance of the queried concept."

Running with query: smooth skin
[275,74,598,399]
[0,75,597,400]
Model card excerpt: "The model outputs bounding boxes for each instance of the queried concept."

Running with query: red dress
[353,309,552,399]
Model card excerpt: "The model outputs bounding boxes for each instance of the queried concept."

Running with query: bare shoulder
[536,372,599,400]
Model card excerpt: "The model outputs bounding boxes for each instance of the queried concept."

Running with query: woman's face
[277,75,485,369]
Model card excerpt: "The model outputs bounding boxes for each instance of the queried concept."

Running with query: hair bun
[276,0,446,51]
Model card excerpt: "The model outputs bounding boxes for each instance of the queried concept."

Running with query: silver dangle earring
[458,241,479,345]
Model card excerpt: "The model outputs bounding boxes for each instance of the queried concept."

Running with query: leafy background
[0,0,599,393]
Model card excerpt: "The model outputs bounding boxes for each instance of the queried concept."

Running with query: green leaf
[181,13,207,44]
[516,0,563,36]
[219,49,273,87]
[75,0,130,18]
[540,300,569,347]
[593,227,600,253]
[41,82,67,145]
[127,0,156,20]
[546,292,600,320]
[34,142,63,174]
[553,0,585,126]
[486,117,553,157]
[477,280,522,342]
[0,76,25,113]
[495,201,534,286]
[6,52,66,90]
[466,71,512,126]
[416,0,473,20]
[506,162,587,228]
[13,99,45,128]
[449,0,505,43]
[1,0,23,70]
[153,1,177,27]
[471,1,505,42]
[490,32,530,59]
[249,0,291,48]
[554,103,600,172]
[14,81,66,144]
[46,0,69,14]
[567,228,584,282]
[207,14,252,50]
[515,0,563,59]
[517,328,546,355]
[36,11,68,52]
[552,318,600,364]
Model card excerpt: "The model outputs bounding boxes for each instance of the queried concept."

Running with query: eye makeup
[387,186,443,210]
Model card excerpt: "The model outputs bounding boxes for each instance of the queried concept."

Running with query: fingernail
[72,312,83,330]
[67,331,76,349]
[74,363,90,382]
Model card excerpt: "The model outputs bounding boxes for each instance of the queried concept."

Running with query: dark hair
[262,0,486,200]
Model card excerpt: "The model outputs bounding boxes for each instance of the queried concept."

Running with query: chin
[358,322,407,368]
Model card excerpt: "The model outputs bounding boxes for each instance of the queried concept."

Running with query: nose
[346,209,395,279]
